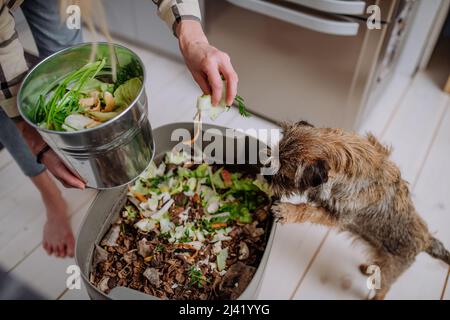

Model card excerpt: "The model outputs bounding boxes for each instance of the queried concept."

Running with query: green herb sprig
[188,266,209,289]
[234,95,251,117]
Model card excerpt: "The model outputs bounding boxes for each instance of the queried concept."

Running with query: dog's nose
[264,174,273,183]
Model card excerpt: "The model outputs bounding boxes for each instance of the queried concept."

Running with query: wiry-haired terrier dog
[270,121,450,300]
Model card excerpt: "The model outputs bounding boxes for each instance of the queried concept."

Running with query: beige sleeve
[153,0,202,36]
[0,0,28,118]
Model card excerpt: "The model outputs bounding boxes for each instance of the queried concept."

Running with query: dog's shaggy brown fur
[270,121,450,300]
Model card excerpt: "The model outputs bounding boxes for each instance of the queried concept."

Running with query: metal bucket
[17,43,154,189]
[76,122,277,300]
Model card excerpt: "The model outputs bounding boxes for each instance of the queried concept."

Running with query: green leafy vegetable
[177,167,192,178]
[188,266,209,288]
[87,111,118,122]
[237,207,253,224]
[217,248,229,272]
[194,163,209,178]
[79,78,113,94]
[34,59,106,130]
[211,168,226,189]
[253,175,273,196]
[124,205,139,220]
[115,58,143,90]
[29,58,144,132]
[231,175,259,192]
[114,77,142,108]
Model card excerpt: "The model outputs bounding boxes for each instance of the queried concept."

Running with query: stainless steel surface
[76,122,277,300]
[208,0,402,130]
[17,43,154,189]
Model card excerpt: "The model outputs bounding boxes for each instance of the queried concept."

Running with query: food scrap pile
[90,152,273,299]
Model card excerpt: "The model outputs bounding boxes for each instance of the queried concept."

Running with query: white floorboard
[387,103,450,299]
[292,72,450,300]
[0,158,97,271]
[358,73,411,137]
[7,198,96,299]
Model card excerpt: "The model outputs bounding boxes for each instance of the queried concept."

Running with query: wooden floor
[1,36,449,300]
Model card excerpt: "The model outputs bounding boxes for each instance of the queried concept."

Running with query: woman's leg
[21,0,83,58]
[0,109,74,257]
[0,111,45,178]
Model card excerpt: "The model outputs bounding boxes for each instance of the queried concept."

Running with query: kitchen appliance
[75,122,277,300]
[18,43,154,189]
[206,0,416,129]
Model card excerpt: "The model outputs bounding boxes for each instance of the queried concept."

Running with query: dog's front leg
[272,202,336,227]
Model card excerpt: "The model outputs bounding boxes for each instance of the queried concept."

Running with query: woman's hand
[177,20,238,106]
[40,149,86,189]
[16,120,86,189]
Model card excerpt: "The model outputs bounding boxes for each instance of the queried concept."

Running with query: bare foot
[42,195,75,258]
[31,171,75,258]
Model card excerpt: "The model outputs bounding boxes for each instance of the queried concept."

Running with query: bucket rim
[17,42,147,136]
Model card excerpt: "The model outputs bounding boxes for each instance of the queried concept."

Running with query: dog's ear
[296,120,314,128]
[280,120,314,133]
[299,160,330,188]
[280,121,294,133]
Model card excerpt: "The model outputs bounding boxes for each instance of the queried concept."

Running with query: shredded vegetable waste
[90,151,273,299]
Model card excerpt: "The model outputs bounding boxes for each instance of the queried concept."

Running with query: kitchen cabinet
[104,0,204,59]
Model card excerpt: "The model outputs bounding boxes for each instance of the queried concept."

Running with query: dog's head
[268,121,330,197]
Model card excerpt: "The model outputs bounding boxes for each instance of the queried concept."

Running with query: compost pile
[90,151,273,299]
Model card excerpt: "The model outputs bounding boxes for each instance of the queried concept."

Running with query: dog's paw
[271,202,296,224]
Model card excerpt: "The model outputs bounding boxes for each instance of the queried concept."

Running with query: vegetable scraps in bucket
[30,58,143,131]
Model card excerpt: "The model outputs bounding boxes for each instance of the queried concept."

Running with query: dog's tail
[426,237,450,265]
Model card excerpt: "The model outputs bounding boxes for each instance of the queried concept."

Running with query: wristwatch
[36,144,51,164]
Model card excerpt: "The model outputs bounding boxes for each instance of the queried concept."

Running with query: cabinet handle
[227,0,360,36]
[284,0,366,15]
